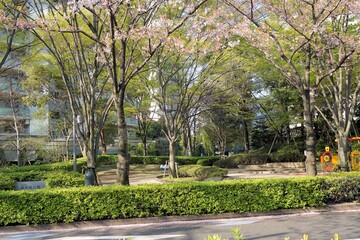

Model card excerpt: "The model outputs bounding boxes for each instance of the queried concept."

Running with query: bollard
[85,168,95,186]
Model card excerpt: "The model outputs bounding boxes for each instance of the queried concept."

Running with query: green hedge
[0,171,84,190]
[97,155,220,165]
[1,174,360,226]
[213,154,270,168]
[0,177,326,226]
[0,159,87,173]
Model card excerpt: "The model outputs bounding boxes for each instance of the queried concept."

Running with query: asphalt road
[1,205,360,240]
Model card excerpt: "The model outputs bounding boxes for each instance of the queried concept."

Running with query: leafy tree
[19,1,113,181]
[52,0,210,184]
[146,44,226,177]
[0,0,33,165]
[222,0,359,175]
[313,13,360,169]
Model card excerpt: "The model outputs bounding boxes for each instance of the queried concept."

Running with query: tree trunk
[243,120,250,154]
[114,93,130,185]
[168,139,177,178]
[286,125,291,144]
[302,89,317,176]
[142,137,147,156]
[219,137,226,156]
[99,129,107,155]
[337,133,350,171]
[182,130,189,156]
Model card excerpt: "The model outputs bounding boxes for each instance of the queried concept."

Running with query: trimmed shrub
[213,157,240,168]
[0,171,84,190]
[0,177,326,226]
[0,159,87,173]
[213,154,270,168]
[178,165,203,177]
[44,172,84,188]
[0,175,16,191]
[96,155,117,165]
[197,157,221,166]
[321,173,360,203]
[178,165,228,181]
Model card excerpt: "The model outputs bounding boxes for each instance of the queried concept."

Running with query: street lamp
[73,114,83,172]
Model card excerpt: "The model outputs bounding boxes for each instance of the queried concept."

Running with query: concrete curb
[1,202,360,235]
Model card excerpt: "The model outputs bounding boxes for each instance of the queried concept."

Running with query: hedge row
[1,174,360,226]
[97,155,221,165]
[0,159,87,173]
[0,171,84,190]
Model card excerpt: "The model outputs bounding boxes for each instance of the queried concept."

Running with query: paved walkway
[117,168,308,186]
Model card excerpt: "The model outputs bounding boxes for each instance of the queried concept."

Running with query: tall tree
[0,71,27,165]
[147,47,224,177]
[222,0,358,175]
[56,0,209,184]
[0,0,32,165]
[314,11,360,169]
[16,1,113,180]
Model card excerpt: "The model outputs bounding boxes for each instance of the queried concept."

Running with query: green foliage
[213,154,270,168]
[97,155,118,165]
[0,170,84,190]
[44,172,84,188]
[270,144,305,162]
[0,159,87,173]
[197,157,221,166]
[321,173,360,203]
[0,175,16,191]
[178,165,228,181]
[0,177,328,226]
[96,155,217,165]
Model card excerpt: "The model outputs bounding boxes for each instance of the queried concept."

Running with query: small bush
[96,155,118,165]
[178,165,228,181]
[197,157,221,166]
[213,157,240,168]
[270,145,305,162]
[213,154,270,169]
[194,166,228,181]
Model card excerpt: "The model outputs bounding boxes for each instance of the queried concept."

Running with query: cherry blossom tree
[146,47,226,177]
[61,0,209,184]
[10,0,114,181]
[222,0,359,175]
